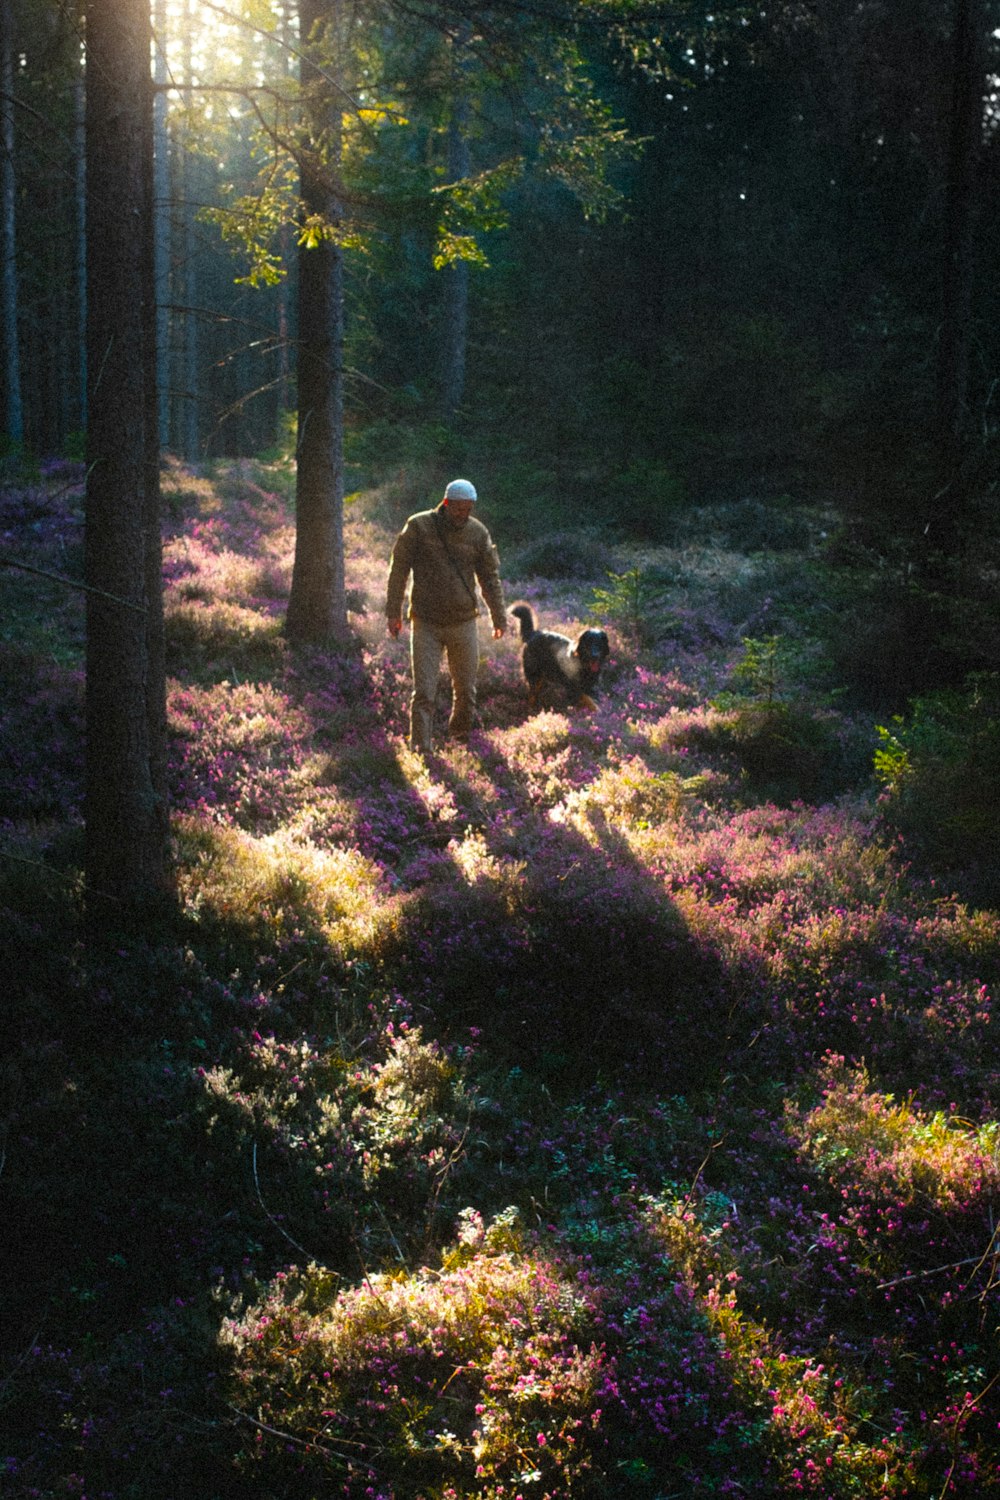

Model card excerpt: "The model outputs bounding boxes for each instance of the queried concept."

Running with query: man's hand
[387,617,402,638]
[492,624,506,640]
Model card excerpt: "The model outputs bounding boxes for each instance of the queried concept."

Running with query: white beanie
[444,478,477,502]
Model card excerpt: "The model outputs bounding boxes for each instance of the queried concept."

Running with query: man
[386,478,507,753]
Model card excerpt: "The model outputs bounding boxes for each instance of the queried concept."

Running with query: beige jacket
[386,504,506,629]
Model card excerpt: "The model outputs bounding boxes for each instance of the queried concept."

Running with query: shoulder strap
[433,512,479,608]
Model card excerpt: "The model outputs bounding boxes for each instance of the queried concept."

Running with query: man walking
[386,478,507,753]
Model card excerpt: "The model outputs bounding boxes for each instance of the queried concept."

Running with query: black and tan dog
[510,603,610,713]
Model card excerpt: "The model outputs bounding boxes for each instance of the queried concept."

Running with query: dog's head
[574,629,610,677]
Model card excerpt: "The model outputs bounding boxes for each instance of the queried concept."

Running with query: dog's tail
[509,602,537,642]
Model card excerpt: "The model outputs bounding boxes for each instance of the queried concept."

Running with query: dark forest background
[5,0,999,549]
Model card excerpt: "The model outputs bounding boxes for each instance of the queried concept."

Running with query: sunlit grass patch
[449,827,527,904]
[199,1022,474,1248]
[160,456,220,516]
[489,712,608,807]
[164,597,287,678]
[551,754,712,842]
[174,815,399,962]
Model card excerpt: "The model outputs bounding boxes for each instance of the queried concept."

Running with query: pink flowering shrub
[648,1198,918,1496]
[222,1211,611,1497]
[7,461,1000,1500]
[787,1055,1000,1270]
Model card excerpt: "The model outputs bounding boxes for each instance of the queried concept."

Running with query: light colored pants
[409,615,480,751]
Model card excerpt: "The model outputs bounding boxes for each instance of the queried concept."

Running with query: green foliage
[433,161,523,270]
[702,637,871,803]
[610,459,688,543]
[589,565,655,644]
[729,634,786,706]
[875,674,1000,900]
[174,816,398,968]
[714,700,862,805]
[534,40,643,223]
[164,598,287,680]
[480,459,575,540]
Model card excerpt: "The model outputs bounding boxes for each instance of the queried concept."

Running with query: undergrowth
[2,460,999,1498]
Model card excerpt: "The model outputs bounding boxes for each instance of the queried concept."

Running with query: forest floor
[2,457,1000,1498]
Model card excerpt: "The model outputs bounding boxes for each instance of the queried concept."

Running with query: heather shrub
[386,831,721,1083]
[788,1056,1000,1216]
[174,816,399,967]
[164,597,287,678]
[200,1023,475,1252]
[0,647,83,818]
[692,635,873,802]
[165,542,288,604]
[552,755,710,834]
[787,1055,1000,1293]
[648,1198,918,1496]
[221,1212,611,1496]
[168,680,313,830]
[507,529,619,580]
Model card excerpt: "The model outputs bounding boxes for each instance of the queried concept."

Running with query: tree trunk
[934,0,986,527]
[84,0,169,921]
[286,0,348,645]
[180,0,200,461]
[0,3,24,448]
[74,70,87,434]
[441,37,471,419]
[153,0,171,449]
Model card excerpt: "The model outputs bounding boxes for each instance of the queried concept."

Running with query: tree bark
[441,103,470,419]
[934,0,987,524]
[180,0,200,461]
[74,69,87,435]
[153,0,171,449]
[441,29,472,419]
[0,2,24,448]
[286,0,349,645]
[85,0,169,921]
